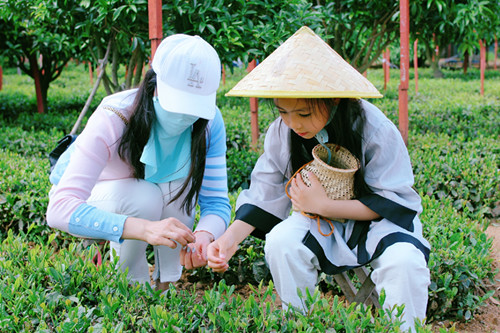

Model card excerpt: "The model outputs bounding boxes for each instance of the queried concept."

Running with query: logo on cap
[187,63,204,89]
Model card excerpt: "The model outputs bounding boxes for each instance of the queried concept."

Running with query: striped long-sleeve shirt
[47,89,230,243]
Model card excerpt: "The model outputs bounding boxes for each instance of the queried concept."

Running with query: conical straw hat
[226,26,383,98]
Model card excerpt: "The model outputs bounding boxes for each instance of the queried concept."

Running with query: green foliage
[411,132,498,219]
[407,71,500,138]
[0,64,498,328]
[454,0,499,52]
[0,231,421,331]
[0,0,88,111]
[163,0,320,67]
[0,149,57,243]
[224,110,260,191]
[77,0,150,93]
[422,196,495,321]
[409,0,500,77]
[316,1,400,72]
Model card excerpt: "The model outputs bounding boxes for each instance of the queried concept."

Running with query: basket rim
[311,144,360,173]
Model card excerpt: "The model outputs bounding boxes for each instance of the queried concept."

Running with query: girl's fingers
[307,171,321,187]
[180,247,186,265]
[210,263,229,273]
[184,253,194,270]
[198,243,205,261]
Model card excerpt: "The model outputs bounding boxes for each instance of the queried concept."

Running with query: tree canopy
[1,0,499,112]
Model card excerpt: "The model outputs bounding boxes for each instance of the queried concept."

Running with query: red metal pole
[222,64,226,85]
[414,39,419,93]
[494,36,498,70]
[386,49,390,82]
[383,51,388,91]
[432,34,435,62]
[148,0,162,61]
[383,48,390,90]
[247,59,259,147]
[88,62,93,85]
[479,39,486,96]
[399,0,409,145]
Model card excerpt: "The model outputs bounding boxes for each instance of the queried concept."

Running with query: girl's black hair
[288,98,372,197]
[118,69,209,214]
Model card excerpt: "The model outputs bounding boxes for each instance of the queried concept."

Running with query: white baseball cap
[152,34,221,120]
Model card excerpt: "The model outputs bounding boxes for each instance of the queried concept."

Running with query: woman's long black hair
[118,69,209,214]
[288,98,372,198]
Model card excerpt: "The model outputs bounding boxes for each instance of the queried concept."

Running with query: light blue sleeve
[68,203,127,243]
[198,107,231,226]
[206,107,226,158]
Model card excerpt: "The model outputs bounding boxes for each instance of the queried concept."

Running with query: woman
[47,34,231,289]
[208,27,430,332]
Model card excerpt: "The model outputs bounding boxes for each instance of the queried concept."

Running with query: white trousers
[264,214,430,332]
[87,178,194,285]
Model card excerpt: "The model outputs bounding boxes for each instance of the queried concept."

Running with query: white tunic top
[235,100,430,274]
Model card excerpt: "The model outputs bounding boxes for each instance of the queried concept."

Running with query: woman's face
[274,98,330,139]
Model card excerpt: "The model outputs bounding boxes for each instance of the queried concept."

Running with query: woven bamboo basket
[300,144,360,201]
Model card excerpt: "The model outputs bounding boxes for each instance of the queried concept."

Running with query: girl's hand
[207,233,239,273]
[289,172,328,215]
[180,231,214,269]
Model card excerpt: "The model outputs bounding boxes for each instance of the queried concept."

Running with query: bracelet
[194,230,215,242]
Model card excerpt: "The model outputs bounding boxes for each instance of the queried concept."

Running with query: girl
[47,34,231,290]
[207,27,430,332]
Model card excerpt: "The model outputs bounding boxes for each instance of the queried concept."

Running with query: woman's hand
[289,172,328,215]
[180,231,214,269]
[207,232,239,273]
[123,217,195,248]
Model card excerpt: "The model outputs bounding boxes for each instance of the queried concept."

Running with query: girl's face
[274,98,330,139]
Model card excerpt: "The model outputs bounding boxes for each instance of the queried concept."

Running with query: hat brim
[225,90,383,98]
[157,79,216,120]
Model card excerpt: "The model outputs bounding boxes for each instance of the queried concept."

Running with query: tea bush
[0,64,498,328]
[410,131,499,220]
[421,195,495,321]
[0,149,65,244]
[1,231,426,332]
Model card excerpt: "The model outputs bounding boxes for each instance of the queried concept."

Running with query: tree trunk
[28,53,46,113]
[424,42,443,78]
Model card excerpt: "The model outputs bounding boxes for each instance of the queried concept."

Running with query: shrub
[0,231,424,332]
[421,195,495,321]
[0,149,58,243]
[410,131,499,220]
[0,64,499,327]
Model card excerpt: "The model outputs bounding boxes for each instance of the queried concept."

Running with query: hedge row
[0,231,427,332]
